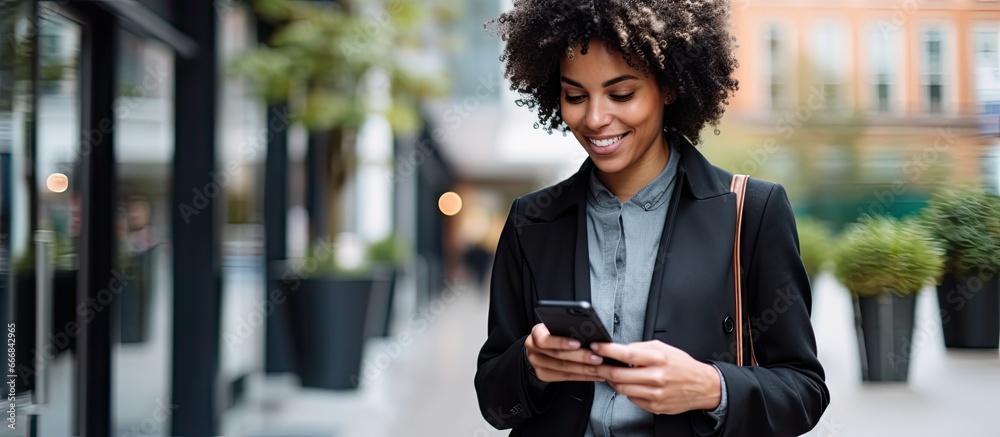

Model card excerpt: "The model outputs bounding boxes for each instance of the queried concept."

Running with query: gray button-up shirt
[583,146,727,436]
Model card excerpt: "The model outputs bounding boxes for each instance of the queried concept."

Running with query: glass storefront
[113,30,174,437]
[1,2,190,435]
[33,7,83,435]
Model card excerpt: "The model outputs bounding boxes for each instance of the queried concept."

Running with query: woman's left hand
[590,341,722,415]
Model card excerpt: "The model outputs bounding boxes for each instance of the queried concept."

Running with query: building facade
[716,0,1000,219]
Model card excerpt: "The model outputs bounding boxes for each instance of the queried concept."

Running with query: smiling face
[559,39,672,189]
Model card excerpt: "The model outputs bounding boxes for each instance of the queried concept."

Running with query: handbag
[730,174,758,366]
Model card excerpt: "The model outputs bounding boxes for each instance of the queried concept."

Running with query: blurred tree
[1,0,35,264]
[232,0,452,245]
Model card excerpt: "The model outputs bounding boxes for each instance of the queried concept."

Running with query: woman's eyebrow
[560,74,639,88]
[600,75,638,87]
[559,76,585,88]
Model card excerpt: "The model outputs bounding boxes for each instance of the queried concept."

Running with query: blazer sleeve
[475,199,552,430]
[710,183,831,436]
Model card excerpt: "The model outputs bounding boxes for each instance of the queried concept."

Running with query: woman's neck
[596,137,670,203]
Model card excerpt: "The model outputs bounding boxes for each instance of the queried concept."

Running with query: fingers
[608,382,662,400]
[526,323,603,365]
[547,347,606,365]
[535,369,605,383]
[590,341,668,367]
[530,323,583,350]
[528,353,605,382]
[611,383,690,415]
[591,342,650,365]
[594,364,664,384]
[526,323,606,382]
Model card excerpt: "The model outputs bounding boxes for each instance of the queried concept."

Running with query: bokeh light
[438,191,462,216]
[46,173,69,193]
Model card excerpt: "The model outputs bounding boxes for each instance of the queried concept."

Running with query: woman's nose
[584,100,612,131]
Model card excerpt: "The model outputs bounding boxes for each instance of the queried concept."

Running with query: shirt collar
[588,143,680,211]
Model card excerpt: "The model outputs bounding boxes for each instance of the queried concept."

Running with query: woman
[475,1,829,436]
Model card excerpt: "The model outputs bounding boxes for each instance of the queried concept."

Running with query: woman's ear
[663,87,677,105]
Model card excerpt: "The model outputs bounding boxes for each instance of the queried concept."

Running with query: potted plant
[236,0,449,390]
[117,244,155,344]
[922,190,1000,349]
[278,239,376,390]
[796,217,831,281]
[232,0,448,239]
[10,233,79,394]
[51,233,78,354]
[365,233,408,338]
[11,249,36,393]
[832,216,944,382]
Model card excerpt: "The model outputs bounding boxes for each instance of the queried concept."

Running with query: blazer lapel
[642,168,686,340]
[574,193,591,303]
[515,161,593,304]
[642,137,738,343]
[518,217,579,302]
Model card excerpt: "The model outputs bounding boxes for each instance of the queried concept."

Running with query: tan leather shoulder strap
[729,175,757,366]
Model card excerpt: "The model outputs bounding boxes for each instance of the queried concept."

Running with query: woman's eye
[610,92,635,102]
[565,94,586,103]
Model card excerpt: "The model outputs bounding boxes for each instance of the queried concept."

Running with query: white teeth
[588,134,623,147]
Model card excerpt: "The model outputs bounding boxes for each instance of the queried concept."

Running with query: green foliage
[40,61,69,83]
[13,248,33,274]
[796,216,831,279]
[293,236,407,278]
[832,216,944,297]
[11,231,76,273]
[367,233,408,266]
[226,192,250,224]
[231,0,451,133]
[295,240,364,278]
[921,190,1000,276]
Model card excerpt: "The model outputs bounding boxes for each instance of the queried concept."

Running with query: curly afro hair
[487,0,739,144]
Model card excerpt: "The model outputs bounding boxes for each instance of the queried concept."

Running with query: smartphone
[534,300,631,367]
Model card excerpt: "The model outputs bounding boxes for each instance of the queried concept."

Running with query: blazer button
[723,316,735,333]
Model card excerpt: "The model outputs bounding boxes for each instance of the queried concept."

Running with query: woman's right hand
[524,323,606,383]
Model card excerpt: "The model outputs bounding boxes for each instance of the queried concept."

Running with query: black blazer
[475,137,830,436]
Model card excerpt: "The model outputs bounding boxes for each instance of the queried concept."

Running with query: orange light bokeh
[46,173,69,193]
[438,191,462,216]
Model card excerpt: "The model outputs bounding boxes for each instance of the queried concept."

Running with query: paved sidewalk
[223,273,1000,437]
[222,281,506,437]
[801,274,1000,437]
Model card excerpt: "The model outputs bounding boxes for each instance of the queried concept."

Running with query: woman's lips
[586,133,628,156]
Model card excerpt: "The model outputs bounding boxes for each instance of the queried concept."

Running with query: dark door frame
[34,1,202,435]
[169,0,220,434]
[41,1,118,435]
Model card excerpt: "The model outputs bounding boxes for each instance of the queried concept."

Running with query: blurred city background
[0,0,998,436]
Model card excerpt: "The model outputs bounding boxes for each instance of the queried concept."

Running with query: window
[921,27,946,114]
[810,21,848,111]
[39,18,66,94]
[764,24,788,110]
[974,28,1000,115]
[869,23,898,113]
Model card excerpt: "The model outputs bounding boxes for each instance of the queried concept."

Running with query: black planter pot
[936,273,999,349]
[364,264,397,339]
[119,249,154,344]
[51,269,78,355]
[283,276,373,390]
[853,293,917,382]
[12,274,36,394]
[9,269,77,393]
[266,261,298,374]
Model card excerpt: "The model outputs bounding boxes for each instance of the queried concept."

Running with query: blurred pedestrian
[475,1,829,435]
